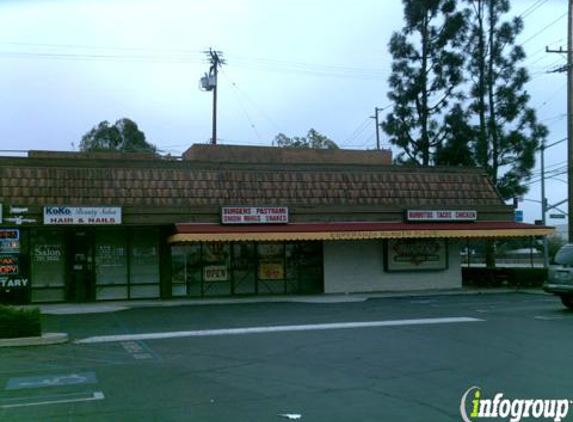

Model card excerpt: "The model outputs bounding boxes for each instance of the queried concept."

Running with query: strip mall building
[0,145,552,304]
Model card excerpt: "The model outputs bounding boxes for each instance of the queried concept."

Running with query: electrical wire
[220,69,264,143]
[519,0,549,20]
[520,12,568,46]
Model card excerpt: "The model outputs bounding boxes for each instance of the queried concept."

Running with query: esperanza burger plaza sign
[44,207,122,225]
[222,207,288,224]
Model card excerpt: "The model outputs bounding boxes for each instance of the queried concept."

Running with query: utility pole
[569,0,573,242]
[199,49,225,145]
[370,107,382,150]
[545,0,573,241]
[541,141,549,266]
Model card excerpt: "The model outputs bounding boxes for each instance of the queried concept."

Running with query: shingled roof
[0,145,511,225]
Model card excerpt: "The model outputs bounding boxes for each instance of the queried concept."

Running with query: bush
[0,305,41,339]
[462,267,548,288]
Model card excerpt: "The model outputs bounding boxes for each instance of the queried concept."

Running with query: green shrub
[462,267,547,288]
[0,305,41,339]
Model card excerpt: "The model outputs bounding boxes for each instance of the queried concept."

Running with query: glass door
[68,231,95,302]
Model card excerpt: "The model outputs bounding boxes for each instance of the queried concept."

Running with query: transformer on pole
[199,49,225,145]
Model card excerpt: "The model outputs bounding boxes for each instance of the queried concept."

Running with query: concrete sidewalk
[29,287,549,315]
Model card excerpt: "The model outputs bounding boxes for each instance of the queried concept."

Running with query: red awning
[168,221,554,243]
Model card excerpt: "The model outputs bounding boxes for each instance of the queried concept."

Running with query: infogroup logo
[460,387,571,422]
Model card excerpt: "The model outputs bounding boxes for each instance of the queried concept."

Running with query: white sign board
[222,207,289,224]
[44,207,122,225]
[406,210,477,222]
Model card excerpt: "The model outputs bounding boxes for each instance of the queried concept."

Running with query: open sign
[0,264,18,275]
[0,229,19,241]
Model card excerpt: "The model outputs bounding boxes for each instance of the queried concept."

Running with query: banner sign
[44,207,122,225]
[222,207,289,224]
[406,210,477,222]
[387,239,447,271]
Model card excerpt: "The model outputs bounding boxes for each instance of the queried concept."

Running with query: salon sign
[43,207,122,225]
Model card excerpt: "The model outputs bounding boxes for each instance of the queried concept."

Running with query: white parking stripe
[75,317,484,344]
[1,391,104,408]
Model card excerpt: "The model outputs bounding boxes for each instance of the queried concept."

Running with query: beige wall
[323,240,462,293]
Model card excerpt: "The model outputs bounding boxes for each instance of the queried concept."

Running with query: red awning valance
[168,221,554,243]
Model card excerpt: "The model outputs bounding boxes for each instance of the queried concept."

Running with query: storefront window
[95,230,128,300]
[170,241,323,298]
[232,243,256,294]
[257,243,285,294]
[171,244,202,297]
[30,230,66,302]
[202,243,231,296]
[129,229,160,298]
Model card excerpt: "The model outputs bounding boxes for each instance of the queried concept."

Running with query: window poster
[386,239,447,271]
[202,243,229,282]
[258,260,284,280]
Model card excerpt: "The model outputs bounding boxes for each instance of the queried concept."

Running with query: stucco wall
[323,240,462,293]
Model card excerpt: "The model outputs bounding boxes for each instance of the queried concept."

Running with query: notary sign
[406,210,477,222]
[221,207,289,224]
[44,207,122,225]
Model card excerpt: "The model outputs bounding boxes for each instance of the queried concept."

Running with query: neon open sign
[0,229,19,241]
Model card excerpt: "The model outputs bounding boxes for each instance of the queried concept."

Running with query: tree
[79,118,157,153]
[464,0,548,268]
[382,0,467,165]
[274,128,338,149]
[465,0,548,199]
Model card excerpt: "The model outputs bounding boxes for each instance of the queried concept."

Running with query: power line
[0,41,386,80]
[220,69,264,143]
[521,12,568,46]
[340,118,371,147]
[519,0,549,20]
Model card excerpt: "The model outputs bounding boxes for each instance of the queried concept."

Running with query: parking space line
[120,341,153,360]
[1,391,104,408]
[76,317,484,344]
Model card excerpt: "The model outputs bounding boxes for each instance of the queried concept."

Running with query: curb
[34,288,551,315]
[0,332,69,348]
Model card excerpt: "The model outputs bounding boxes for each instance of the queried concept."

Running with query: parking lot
[0,292,572,421]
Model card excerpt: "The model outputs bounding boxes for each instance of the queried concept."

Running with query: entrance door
[67,231,95,302]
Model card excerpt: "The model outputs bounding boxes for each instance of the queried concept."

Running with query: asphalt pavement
[0,291,572,422]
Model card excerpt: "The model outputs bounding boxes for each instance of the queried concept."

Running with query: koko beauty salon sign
[43,207,122,225]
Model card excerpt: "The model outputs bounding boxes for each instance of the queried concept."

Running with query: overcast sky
[0,0,568,225]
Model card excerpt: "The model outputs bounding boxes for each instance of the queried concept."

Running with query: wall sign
[44,207,122,225]
[406,210,477,222]
[0,277,28,290]
[0,255,18,275]
[222,207,289,224]
[0,229,19,241]
[386,239,447,271]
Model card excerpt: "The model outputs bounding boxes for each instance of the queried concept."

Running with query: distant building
[0,145,553,304]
